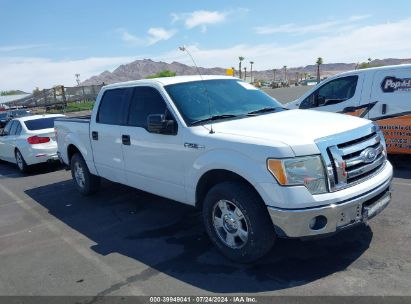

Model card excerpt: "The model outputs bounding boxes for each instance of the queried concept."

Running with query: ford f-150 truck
[55,75,393,262]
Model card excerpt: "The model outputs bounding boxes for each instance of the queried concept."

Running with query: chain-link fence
[6,84,104,111]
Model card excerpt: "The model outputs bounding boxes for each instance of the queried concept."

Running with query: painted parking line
[0,172,21,179]
[392,181,411,187]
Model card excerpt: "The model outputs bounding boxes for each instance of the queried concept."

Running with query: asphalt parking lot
[0,156,410,296]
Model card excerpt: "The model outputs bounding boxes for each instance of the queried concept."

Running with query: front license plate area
[363,191,391,222]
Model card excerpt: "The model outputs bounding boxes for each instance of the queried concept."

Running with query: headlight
[267,155,327,195]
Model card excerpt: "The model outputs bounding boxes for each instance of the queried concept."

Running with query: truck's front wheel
[203,181,276,263]
[71,153,100,196]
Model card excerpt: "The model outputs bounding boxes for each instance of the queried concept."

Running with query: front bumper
[267,174,392,238]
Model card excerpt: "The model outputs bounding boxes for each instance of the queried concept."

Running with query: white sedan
[0,114,65,172]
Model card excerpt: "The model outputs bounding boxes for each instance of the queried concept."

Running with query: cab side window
[97,88,133,125]
[300,76,358,109]
[127,86,170,129]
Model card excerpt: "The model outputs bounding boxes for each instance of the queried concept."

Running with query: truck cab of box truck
[287,64,411,154]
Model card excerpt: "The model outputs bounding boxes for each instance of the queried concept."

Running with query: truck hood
[211,109,370,156]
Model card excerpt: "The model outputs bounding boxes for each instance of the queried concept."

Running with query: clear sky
[1,0,411,91]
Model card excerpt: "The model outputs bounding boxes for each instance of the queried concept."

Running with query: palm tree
[283,65,287,82]
[238,56,245,79]
[316,57,323,83]
[244,67,247,81]
[368,58,372,66]
[249,61,254,82]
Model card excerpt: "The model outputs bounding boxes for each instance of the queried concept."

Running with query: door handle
[122,134,131,145]
[92,131,98,140]
[382,103,387,115]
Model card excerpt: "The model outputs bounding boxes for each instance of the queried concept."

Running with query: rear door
[90,88,132,183]
[298,75,364,115]
[368,67,411,154]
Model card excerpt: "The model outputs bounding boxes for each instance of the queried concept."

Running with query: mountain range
[81,58,411,85]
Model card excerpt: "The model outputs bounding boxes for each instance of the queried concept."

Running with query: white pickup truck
[55,76,393,262]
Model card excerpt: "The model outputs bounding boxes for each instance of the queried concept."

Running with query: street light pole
[249,61,254,83]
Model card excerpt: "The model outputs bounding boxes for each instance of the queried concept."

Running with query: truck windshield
[164,79,284,126]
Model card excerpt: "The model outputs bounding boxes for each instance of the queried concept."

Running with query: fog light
[309,215,327,230]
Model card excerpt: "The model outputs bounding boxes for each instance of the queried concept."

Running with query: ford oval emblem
[361,147,378,163]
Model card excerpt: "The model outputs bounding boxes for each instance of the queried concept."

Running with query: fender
[64,132,98,175]
[186,148,276,204]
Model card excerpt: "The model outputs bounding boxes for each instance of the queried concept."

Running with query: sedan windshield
[164,79,284,126]
[11,110,31,117]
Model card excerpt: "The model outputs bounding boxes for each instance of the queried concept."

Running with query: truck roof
[102,75,239,89]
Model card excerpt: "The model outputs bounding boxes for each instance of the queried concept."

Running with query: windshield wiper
[191,114,238,125]
[247,107,281,115]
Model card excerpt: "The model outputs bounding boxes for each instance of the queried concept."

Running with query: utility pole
[273,69,276,83]
[283,66,287,82]
[75,74,81,86]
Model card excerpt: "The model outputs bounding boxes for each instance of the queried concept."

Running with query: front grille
[316,124,387,192]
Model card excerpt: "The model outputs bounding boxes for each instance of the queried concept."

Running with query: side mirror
[147,114,177,135]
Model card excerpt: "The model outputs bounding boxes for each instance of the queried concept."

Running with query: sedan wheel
[15,150,29,173]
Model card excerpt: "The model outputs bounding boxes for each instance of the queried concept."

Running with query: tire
[70,153,100,196]
[15,149,30,173]
[203,181,276,263]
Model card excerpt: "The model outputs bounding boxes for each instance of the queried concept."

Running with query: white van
[287,64,411,155]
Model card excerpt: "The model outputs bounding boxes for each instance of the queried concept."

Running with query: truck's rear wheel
[71,153,100,196]
[202,181,276,263]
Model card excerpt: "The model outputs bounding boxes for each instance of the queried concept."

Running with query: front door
[119,86,186,203]
[299,75,363,115]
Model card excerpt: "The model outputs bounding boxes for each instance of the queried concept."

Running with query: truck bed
[55,115,91,123]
